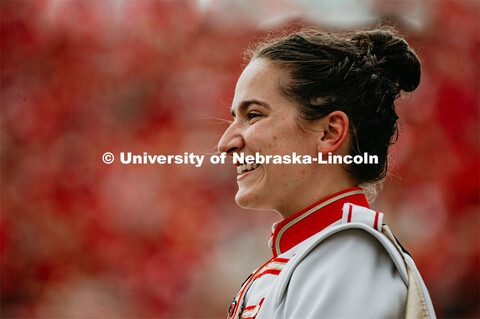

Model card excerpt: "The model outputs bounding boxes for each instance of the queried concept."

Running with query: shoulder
[306,227,401,269]
[281,227,407,318]
[295,227,405,283]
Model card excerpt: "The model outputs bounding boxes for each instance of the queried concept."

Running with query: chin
[235,190,267,210]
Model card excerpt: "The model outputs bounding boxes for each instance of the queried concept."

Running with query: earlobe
[316,111,349,153]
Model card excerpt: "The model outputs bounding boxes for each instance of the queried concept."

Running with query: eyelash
[247,112,262,120]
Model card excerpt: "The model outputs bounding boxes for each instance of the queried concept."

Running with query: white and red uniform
[227,187,435,319]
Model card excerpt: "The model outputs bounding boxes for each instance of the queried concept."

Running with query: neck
[276,170,357,219]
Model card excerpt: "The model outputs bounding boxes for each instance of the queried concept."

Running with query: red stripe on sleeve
[243,305,256,311]
[374,211,379,230]
[272,257,289,263]
[254,269,281,280]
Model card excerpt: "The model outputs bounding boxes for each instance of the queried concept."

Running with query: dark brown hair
[248,29,421,184]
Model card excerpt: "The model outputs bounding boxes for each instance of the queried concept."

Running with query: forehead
[232,58,288,110]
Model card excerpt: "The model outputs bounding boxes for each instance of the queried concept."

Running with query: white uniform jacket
[227,188,435,319]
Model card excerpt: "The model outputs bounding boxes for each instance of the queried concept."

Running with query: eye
[247,112,262,121]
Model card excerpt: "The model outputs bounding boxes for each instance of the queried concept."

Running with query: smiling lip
[237,163,260,180]
[237,169,256,181]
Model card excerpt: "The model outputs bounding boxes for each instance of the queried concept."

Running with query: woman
[218,29,435,319]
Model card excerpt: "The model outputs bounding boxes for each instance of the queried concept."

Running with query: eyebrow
[231,99,271,117]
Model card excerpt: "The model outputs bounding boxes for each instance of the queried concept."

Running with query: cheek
[267,163,300,185]
[245,125,277,152]
[246,118,310,156]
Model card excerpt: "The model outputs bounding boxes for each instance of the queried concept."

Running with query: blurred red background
[1,1,478,318]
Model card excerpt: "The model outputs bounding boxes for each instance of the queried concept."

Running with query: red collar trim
[271,187,369,257]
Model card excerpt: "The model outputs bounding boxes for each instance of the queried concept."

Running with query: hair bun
[355,30,421,92]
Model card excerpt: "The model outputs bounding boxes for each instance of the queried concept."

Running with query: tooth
[247,164,252,170]
[253,164,258,169]
[237,166,241,174]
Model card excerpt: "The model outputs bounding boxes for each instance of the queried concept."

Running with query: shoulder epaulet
[341,202,383,232]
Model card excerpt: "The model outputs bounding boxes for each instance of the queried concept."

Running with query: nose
[218,122,244,155]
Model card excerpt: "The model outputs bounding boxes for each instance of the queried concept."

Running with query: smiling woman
[219,58,340,214]
[219,29,436,319]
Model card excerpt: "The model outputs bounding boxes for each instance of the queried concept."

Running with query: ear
[316,111,349,153]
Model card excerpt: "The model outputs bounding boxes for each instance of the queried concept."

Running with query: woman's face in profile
[218,59,322,214]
